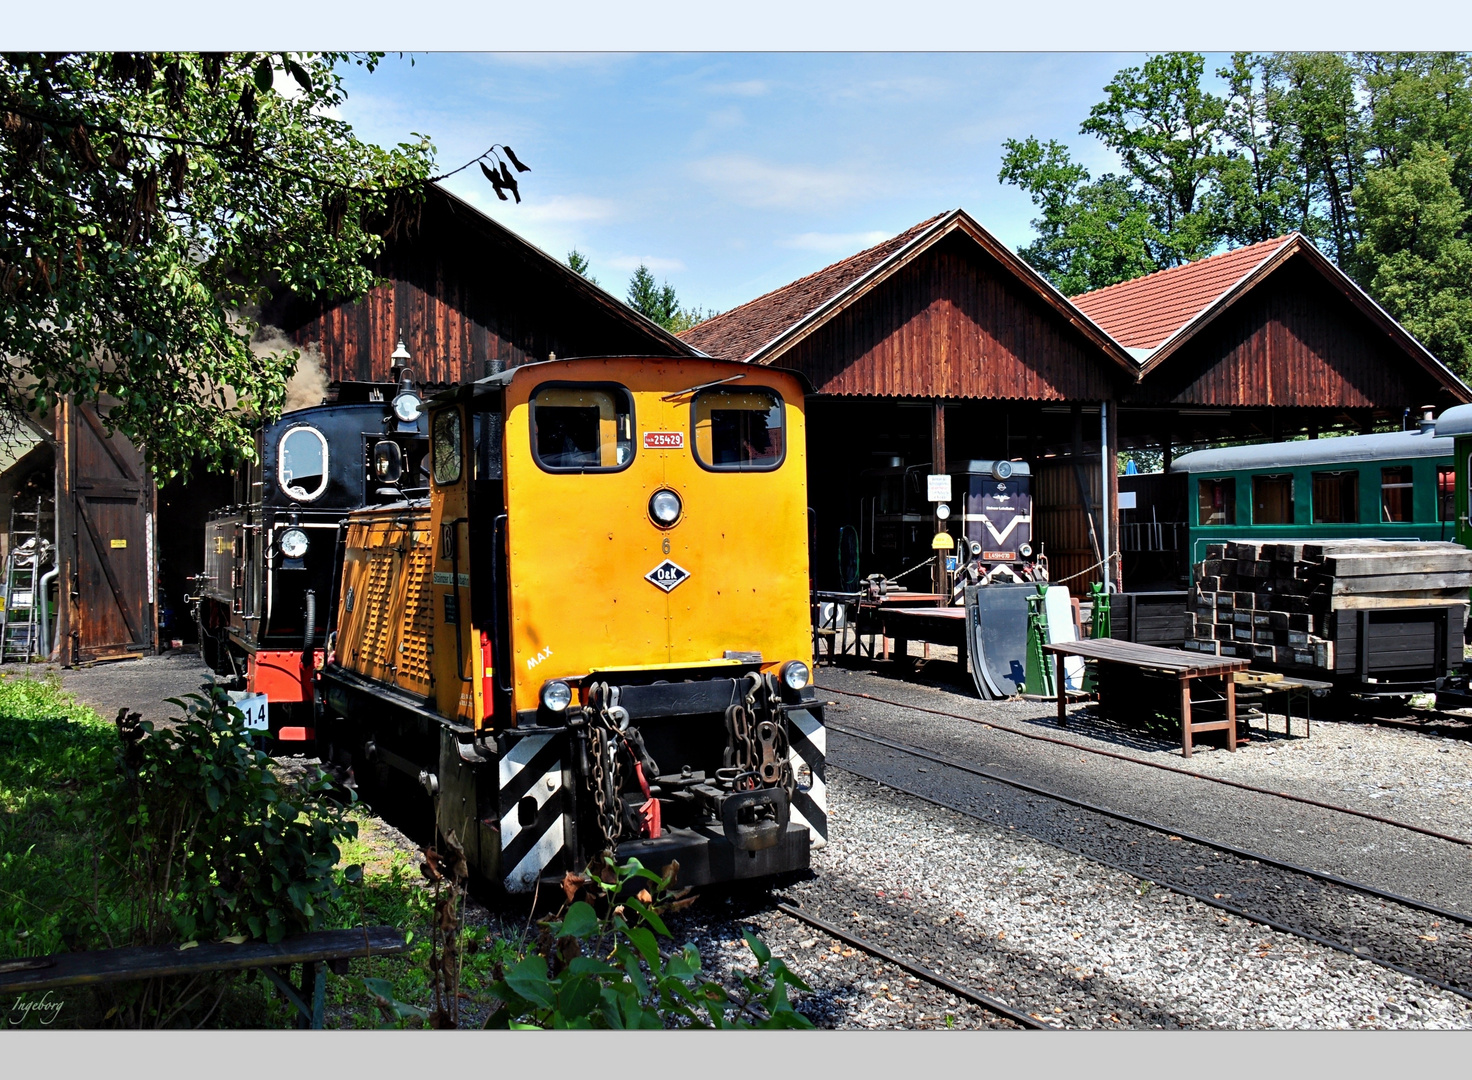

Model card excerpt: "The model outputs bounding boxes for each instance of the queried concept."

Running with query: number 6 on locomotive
[317,357,827,894]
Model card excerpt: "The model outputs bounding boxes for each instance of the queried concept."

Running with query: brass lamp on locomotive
[193,377,428,743]
[317,356,827,893]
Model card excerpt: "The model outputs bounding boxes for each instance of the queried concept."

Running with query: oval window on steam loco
[278,425,329,502]
[692,387,785,471]
[433,408,463,485]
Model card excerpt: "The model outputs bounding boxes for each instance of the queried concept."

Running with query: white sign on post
[926,473,952,502]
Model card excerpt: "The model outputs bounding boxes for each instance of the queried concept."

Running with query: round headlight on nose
[649,489,682,527]
[781,660,810,690]
[540,680,571,712]
[279,528,309,558]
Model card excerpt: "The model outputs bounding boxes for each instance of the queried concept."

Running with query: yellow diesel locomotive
[317,356,826,894]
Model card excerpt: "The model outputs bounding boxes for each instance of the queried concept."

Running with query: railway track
[826,722,1472,1003]
[820,684,1472,849]
[773,901,1048,1029]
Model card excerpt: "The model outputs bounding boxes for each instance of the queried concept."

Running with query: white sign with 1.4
[234,693,269,731]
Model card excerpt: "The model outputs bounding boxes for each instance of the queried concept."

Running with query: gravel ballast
[675,770,1472,1029]
[817,666,1472,915]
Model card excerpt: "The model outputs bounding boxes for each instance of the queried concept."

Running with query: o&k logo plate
[645,559,690,593]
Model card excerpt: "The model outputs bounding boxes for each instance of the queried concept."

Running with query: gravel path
[7,650,222,728]
[817,666,1472,915]
[675,771,1472,1029]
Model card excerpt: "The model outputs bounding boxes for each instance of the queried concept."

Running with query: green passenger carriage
[1171,415,1456,566]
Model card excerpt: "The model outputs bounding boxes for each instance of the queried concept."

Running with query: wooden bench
[0,926,407,1028]
[1233,671,1333,740]
[1042,639,1251,758]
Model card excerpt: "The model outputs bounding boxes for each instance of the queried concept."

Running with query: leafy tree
[1209,53,1311,247]
[0,51,526,476]
[998,137,1162,295]
[1355,142,1472,373]
[625,263,711,333]
[1078,52,1226,264]
[567,248,598,286]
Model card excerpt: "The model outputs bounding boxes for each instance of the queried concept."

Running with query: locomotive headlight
[649,489,683,527]
[540,680,572,712]
[969,540,982,556]
[391,390,422,424]
[780,660,810,690]
[279,528,310,558]
[1019,542,1034,559]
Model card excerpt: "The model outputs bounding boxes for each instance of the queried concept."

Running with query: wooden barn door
[57,399,154,663]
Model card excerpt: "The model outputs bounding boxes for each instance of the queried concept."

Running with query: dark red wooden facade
[780,233,1124,401]
[269,186,694,385]
[1130,254,1465,412]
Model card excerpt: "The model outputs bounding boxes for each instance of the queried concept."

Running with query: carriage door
[60,399,154,662]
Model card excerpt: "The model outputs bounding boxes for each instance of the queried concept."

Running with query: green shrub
[111,686,361,947]
[483,857,812,1030]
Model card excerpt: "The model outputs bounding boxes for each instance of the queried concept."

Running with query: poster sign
[926,473,952,502]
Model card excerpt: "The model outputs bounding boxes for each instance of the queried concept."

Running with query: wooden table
[1042,639,1251,758]
[881,605,967,667]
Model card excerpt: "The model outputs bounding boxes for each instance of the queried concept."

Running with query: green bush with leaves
[483,857,812,1030]
[111,686,360,947]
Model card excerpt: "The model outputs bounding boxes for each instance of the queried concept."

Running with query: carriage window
[1252,474,1294,524]
[1197,477,1235,526]
[432,408,462,485]
[530,384,634,471]
[1312,471,1359,524]
[692,388,784,471]
[1381,466,1415,522]
[1438,465,1456,521]
[279,426,328,502]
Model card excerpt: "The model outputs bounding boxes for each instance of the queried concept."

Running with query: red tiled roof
[679,214,948,361]
[1073,236,1293,351]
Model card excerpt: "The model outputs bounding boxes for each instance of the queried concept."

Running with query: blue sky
[337,53,1218,315]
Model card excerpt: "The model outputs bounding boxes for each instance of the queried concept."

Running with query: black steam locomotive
[192,372,428,744]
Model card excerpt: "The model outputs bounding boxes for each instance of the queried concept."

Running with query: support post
[1056,651,1067,723]
[932,399,947,596]
[1225,676,1237,752]
[1180,674,1193,758]
[53,396,74,667]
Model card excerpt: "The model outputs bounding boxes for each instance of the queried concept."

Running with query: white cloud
[781,230,891,253]
[513,194,620,225]
[710,79,770,97]
[606,255,687,273]
[687,154,874,210]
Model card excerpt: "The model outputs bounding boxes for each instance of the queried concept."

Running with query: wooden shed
[268,184,696,386]
[683,215,1472,595]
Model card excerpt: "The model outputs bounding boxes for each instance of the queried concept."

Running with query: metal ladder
[2,496,54,663]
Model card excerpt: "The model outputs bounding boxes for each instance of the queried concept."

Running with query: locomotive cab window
[692,388,784,471]
[279,425,328,502]
[1197,477,1235,525]
[433,408,462,485]
[530,384,634,472]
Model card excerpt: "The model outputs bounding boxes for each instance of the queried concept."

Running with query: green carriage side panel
[1175,427,1456,564]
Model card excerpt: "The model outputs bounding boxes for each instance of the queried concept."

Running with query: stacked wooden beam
[1183,539,1472,669]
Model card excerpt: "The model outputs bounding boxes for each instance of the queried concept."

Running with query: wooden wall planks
[778,235,1122,402]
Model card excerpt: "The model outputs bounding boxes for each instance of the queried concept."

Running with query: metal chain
[585,683,626,850]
